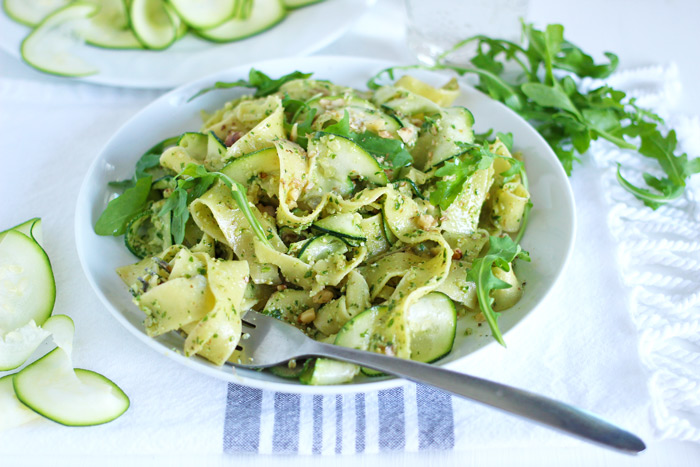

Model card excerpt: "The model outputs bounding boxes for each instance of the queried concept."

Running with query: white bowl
[75,56,576,394]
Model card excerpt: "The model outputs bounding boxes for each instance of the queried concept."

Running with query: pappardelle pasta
[98,70,531,384]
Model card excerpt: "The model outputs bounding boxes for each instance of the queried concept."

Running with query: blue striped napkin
[224,383,454,455]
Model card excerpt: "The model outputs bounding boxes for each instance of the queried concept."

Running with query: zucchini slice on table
[20,2,100,77]
[196,0,286,43]
[2,0,70,27]
[13,348,130,426]
[0,230,56,332]
[168,0,236,30]
[0,374,40,430]
[129,0,178,50]
[12,315,130,427]
[0,321,51,371]
[0,217,42,244]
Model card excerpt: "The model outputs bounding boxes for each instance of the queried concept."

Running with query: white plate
[75,55,576,394]
[0,0,374,88]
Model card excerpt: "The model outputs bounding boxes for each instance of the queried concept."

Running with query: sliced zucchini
[176,131,226,166]
[407,292,456,363]
[312,213,366,247]
[307,133,387,198]
[380,209,398,246]
[41,314,76,357]
[220,147,280,188]
[82,0,142,49]
[412,107,475,169]
[0,321,51,371]
[0,231,56,331]
[0,314,76,372]
[283,0,325,9]
[129,0,177,50]
[300,357,358,385]
[124,206,172,259]
[20,2,100,77]
[168,0,236,30]
[297,234,348,263]
[303,305,382,384]
[269,361,305,379]
[178,132,208,160]
[196,0,286,43]
[13,347,130,427]
[3,0,70,27]
[0,217,42,245]
[359,215,391,259]
[0,374,40,430]
[373,86,442,118]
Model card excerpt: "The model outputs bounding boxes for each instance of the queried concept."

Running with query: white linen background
[1,0,700,464]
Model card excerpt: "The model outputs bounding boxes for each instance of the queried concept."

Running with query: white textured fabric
[581,65,700,443]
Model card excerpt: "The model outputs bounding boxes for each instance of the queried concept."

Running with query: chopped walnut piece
[416,214,436,230]
[452,249,463,260]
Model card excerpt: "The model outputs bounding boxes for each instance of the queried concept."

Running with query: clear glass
[405,0,529,64]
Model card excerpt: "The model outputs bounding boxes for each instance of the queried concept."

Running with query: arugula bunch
[467,235,530,346]
[369,23,700,209]
[188,69,313,102]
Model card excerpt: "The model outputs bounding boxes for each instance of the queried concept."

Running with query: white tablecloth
[2,0,700,465]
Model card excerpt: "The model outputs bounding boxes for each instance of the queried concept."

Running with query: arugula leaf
[188,69,313,102]
[95,176,152,236]
[467,235,530,346]
[321,111,413,169]
[496,132,513,151]
[159,164,273,247]
[616,164,683,209]
[429,142,496,209]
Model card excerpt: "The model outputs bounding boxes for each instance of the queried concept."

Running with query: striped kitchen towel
[224,383,455,455]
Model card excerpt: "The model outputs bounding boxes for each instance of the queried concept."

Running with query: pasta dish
[96,70,531,384]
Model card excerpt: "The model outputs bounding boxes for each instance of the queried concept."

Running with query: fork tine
[229,310,311,369]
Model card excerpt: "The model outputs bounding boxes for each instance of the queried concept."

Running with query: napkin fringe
[588,63,700,443]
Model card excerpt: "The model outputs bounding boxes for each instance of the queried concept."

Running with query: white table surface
[2,0,700,465]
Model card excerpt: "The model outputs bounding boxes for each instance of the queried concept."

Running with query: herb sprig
[466,235,530,346]
[368,23,700,209]
[158,164,272,247]
[188,69,313,102]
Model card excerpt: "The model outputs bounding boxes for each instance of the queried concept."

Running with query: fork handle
[311,341,646,454]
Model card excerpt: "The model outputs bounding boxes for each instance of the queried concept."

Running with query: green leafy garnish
[95,176,152,236]
[429,142,496,209]
[188,69,313,102]
[160,164,272,248]
[321,110,413,169]
[367,23,700,209]
[467,235,530,346]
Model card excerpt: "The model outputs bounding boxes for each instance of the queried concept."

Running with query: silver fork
[233,310,646,454]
